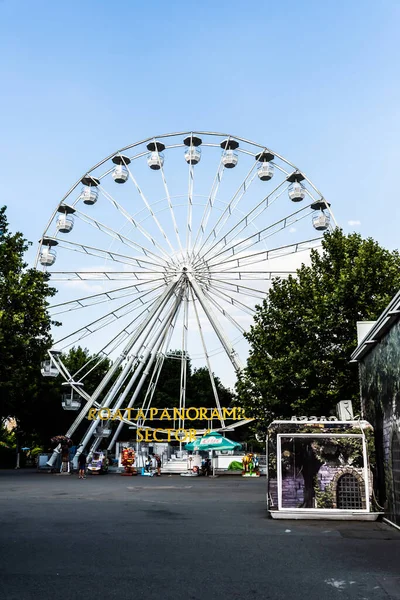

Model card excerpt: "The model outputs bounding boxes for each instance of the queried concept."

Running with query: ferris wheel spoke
[69,205,171,267]
[185,161,195,258]
[48,278,180,466]
[207,270,295,281]
[98,183,174,262]
[205,278,267,299]
[189,287,225,428]
[199,178,290,262]
[48,271,166,282]
[49,281,165,316]
[71,354,111,386]
[194,164,259,260]
[202,288,246,335]
[106,286,183,449]
[84,297,168,366]
[191,154,225,258]
[53,285,166,347]
[178,286,189,432]
[53,297,165,371]
[209,237,323,271]
[46,237,170,270]
[159,160,184,253]
[202,284,256,316]
[128,295,182,432]
[139,304,181,426]
[120,157,176,255]
[189,275,243,373]
[204,205,315,266]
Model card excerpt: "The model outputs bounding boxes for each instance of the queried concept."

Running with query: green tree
[236,229,400,428]
[0,206,56,432]
[151,350,192,408]
[189,367,233,408]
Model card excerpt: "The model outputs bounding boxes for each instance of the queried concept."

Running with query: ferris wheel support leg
[86,324,166,458]
[188,275,243,374]
[178,286,189,440]
[107,291,183,452]
[189,287,225,429]
[74,282,180,461]
[136,297,180,430]
[47,279,179,467]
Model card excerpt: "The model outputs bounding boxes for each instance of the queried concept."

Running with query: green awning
[185,432,242,452]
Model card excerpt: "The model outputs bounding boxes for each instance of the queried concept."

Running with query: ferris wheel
[37,131,337,464]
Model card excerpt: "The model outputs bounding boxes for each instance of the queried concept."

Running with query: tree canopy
[236,229,400,429]
[0,206,56,429]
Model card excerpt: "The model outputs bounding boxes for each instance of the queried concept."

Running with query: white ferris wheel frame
[35,131,337,466]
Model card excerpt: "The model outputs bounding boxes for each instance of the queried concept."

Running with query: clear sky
[0,0,399,249]
[0,0,399,388]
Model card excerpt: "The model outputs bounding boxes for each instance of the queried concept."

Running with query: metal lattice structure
[336,473,363,510]
[35,131,337,465]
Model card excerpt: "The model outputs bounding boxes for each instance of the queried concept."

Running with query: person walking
[78,451,87,479]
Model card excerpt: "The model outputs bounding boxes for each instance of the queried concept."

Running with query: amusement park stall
[267,418,380,520]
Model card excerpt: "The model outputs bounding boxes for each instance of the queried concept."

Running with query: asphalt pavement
[0,470,399,600]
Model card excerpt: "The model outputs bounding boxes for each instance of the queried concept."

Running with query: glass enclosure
[267,421,373,513]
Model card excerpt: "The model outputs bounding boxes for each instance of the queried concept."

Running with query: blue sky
[0,0,399,391]
[0,0,399,254]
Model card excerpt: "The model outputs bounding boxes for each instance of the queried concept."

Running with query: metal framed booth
[267,419,380,520]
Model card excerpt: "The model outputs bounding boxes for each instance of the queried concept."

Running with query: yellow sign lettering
[210,408,220,420]
[112,409,124,421]
[173,408,184,421]
[123,407,134,420]
[160,408,171,420]
[222,408,236,420]
[153,429,164,442]
[87,408,97,420]
[99,408,110,420]
[198,407,207,421]
[174,429,187,442]
[186,407,199,421]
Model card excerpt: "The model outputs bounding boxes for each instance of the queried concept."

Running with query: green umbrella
[185,433,242,475]
[185,432,242,452]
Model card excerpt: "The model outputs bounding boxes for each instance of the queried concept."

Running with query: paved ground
[0,470,399,600]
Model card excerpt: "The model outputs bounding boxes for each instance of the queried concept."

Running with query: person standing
[155,454,162,476]
[78,451,87,479]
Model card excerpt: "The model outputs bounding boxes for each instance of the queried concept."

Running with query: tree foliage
[0,206,56,428]
[236,229,400,428]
